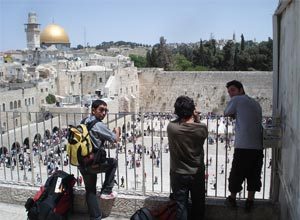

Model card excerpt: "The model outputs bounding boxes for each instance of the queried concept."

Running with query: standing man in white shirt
[224,80,263,212]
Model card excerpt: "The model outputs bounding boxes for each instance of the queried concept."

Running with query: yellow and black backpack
[66,119,98,166]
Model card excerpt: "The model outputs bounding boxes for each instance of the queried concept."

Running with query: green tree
[193,40,206,66]
[176,44,194,62]
[76,44,84,50]
[256,38,273,70]
[129,54,147,67]
[146,50,152,67]
[156,36,172,70]
[145,48,158,67]
[46,94,56,104]
[173,53,193,71]
[234,45,239,70]
[222,40,235,70]
[238,51,252,70]
[241,34,245,51]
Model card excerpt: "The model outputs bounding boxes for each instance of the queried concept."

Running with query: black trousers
[170,170,205,220]
[229,148,264,193]
[79,158,117,220]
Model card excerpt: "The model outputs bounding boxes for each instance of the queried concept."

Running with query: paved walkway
[0,202,127,220]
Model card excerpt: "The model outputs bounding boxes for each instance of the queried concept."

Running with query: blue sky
[0,0,278,51]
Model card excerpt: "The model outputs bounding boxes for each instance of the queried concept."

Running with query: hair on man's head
[92,99,107,109]
[174,96,195,119]
[226,80,244,90]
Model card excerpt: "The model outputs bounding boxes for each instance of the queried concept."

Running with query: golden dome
[40,24,70,44]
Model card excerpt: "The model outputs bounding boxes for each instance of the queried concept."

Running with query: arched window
[18,100,21,108]
[25,99,27,106]
[14,101,17,109]
[10,101,13,110]
[32,97,34,105]
[2,103,5,111]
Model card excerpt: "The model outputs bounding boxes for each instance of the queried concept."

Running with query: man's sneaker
[225,196,237,208]
[245,199,254,212]
[100,191,117,199]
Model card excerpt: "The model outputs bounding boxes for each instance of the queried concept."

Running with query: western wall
[138,69,273,116]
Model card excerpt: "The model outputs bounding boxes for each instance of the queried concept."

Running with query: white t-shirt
[224,95,263,150]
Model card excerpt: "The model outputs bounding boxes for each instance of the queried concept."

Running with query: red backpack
[25,170,76,220]
[130,200,176,220]
[151,200,176,220]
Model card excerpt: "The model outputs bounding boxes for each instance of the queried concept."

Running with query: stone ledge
[0,183,279,220]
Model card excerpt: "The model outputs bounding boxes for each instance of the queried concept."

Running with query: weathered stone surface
[138,70,273,115]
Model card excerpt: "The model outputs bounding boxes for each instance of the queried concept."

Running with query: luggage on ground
[25,170,76,220]
[130,199,176,220]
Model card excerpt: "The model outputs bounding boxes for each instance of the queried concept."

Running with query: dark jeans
[170,170,205,220]
[79,158,118,220]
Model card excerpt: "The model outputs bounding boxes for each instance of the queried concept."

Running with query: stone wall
[138,69,273,116]
[273,1,300,220]
[117,67,139,113]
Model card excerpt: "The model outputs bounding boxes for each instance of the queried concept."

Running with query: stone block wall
[138,69,273,116]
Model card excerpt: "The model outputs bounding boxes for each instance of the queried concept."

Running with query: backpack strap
[130,207,153,220]
[81,117,99,131]
[86,119,98,131]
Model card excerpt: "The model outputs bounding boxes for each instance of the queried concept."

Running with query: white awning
[55,95,66,99]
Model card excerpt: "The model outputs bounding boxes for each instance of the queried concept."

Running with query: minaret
[24,12,40,50]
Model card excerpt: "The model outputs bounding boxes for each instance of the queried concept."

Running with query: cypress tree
[241,34,245,51]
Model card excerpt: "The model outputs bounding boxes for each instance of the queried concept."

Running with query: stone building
[114,66,139,113]
[79,65,113,98]
[0,83,39,132]
[272,1,300,219]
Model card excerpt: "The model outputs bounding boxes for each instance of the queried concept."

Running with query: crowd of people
[0,80,272,220]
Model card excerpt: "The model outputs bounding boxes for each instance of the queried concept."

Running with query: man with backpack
[79,99,120,220]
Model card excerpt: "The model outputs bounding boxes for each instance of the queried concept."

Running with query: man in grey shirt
[224,80,263,212]
[79,99,120,220]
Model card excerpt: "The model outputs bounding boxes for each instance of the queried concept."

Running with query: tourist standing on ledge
[224,80,263,212]
[79,99,120,220]
[167,96,208,220]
